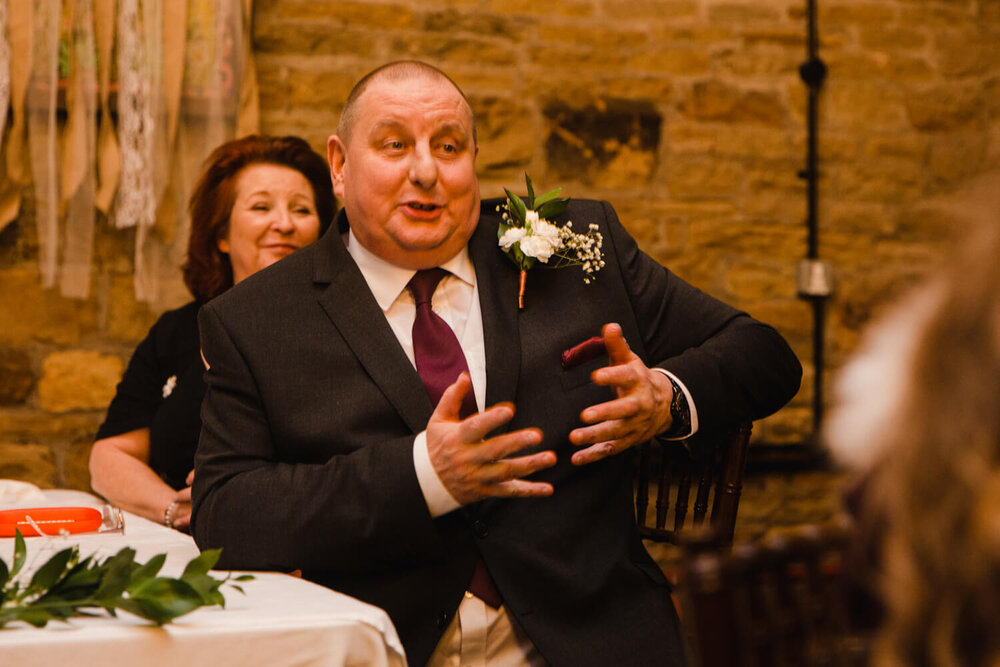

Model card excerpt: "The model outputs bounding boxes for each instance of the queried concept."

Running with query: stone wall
[1,0,998,507]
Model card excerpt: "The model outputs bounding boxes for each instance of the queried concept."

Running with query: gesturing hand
[426,373,556,506]
[569,323,674,465]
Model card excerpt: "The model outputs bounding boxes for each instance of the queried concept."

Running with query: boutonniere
[497,174,605,309]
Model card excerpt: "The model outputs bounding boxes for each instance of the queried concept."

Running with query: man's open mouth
[408,202,438,211]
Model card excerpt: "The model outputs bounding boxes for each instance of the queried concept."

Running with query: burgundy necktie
[408,268,502,609]
[408,268,477,418]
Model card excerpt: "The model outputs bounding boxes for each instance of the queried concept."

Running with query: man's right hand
[426,373,556,505]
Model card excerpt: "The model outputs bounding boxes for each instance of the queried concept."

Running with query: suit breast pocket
[559,354,605,391]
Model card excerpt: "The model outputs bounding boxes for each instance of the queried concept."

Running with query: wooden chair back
[678,518,870,667]
[635,422,752,545]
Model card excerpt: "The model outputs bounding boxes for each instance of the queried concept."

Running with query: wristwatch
[663,375,692,438]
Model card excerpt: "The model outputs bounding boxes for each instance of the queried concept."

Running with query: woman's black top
[96,301,205,491]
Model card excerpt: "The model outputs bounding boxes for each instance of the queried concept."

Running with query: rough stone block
[860,25,927,51]
[665,157,744,198]
[470,96,537,175]
[65,440,94,492]
[0,348,33,405]
[927,133,987,185]
[0,442,56,488]
[725,262,797,301]
[391,34,518,67]
[37,350,123,413]
[823,84,908,131]
[257,61,358,113]
[708,3,781,24]
[0,266,98,346]
[257,1,417,27]
[717,45,801,77]
[486,0,593,17]
[605,1,698,22]
[820,3,896,26]
[255,22,378,56]
[904,83,984,131]
[544,100,661,186]
[106,275,159,343]
[422,9,518,38]
[0,410,104,444]
[630,49,712,76]
[604,77,674,102]
[684,80,788,126]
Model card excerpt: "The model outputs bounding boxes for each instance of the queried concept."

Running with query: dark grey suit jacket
[192,198,801,666]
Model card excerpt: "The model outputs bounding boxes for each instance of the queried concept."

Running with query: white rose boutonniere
[497,174,605,309]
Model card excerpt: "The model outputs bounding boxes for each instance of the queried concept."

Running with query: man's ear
[328,135,347,198]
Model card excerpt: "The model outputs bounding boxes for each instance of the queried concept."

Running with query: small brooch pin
[497,174,605,309]
[162,375,177,398]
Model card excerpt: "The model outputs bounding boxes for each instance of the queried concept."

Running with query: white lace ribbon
[0,0,11,148]
[27,0,59,290]
[114,0,157,230]
[60,0,98,299]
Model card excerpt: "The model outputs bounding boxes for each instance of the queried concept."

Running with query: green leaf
[52,557,102,600]
[126,553,165,593]
[124,577,204,625]
[511,244,536,271]
[181,549,221,579]
[0,540,245,629]
[26,548,74,595]
[525,174,536,209]
[497,221,512,241]
[180,572,225,607]
[536,198,569,220]
[14,608,54,628]
[233,574,255,582]
[11,530,26,577]
[533,187,563,208]
[503,188,527,225]
[95,548,137,600]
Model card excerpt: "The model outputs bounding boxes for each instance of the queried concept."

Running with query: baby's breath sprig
[496,174,605,308]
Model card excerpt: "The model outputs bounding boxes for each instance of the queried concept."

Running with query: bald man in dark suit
[192,61,801,666]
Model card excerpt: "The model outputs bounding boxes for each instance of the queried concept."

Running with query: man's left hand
[569,323,674,465]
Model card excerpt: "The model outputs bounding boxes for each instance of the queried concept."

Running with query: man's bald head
[336,61,477,147]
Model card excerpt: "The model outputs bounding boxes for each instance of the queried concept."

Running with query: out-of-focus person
[824,175,1000,665]
[89,135,334,531]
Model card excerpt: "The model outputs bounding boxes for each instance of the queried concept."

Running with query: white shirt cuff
[651,368,699,439]
[413,430,462,517]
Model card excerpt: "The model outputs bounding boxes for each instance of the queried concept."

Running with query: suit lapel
[470,206,521,408]
[313,226,433,433]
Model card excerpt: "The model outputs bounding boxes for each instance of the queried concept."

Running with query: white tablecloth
[0,487,407,667]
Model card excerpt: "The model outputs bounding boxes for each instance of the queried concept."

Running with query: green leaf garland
[0,529,250,629]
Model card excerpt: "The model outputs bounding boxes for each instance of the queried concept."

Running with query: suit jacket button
[437,611,450,628]
[472,520,488,538]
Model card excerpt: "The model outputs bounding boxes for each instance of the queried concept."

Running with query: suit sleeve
[191,302,444,572]
[601,200,802,431]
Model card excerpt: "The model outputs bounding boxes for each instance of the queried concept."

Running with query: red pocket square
[561,336,606,369]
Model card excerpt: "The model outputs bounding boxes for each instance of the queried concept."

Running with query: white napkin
[0,479,47,507]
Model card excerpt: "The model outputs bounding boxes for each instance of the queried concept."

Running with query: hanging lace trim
[27,0,60,289]
[60,0,99,299]
[113,0,155,230]
[0,0,11,148]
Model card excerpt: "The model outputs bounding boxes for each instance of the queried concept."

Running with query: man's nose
[408,145,438,189]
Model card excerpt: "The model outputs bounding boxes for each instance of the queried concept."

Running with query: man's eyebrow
[434,121,471,140]
[367,119,407,136]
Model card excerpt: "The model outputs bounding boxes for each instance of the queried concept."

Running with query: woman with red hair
[89,135,334,530]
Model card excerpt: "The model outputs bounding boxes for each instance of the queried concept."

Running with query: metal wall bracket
[797,259,834,297]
